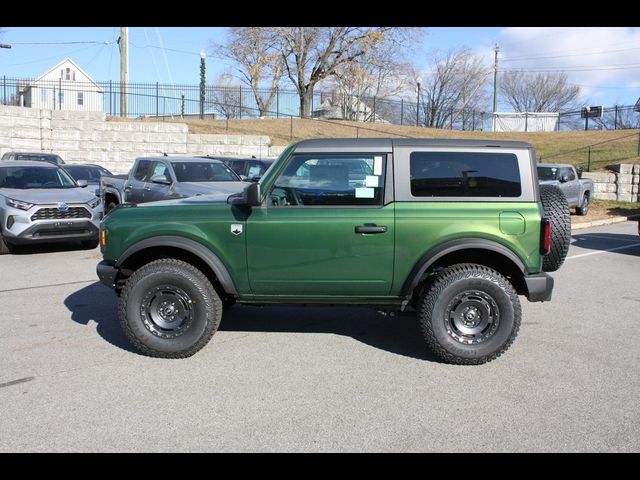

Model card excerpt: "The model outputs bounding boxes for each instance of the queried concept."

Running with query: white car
[0,160,102,254]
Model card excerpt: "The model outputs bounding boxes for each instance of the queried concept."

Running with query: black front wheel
[418,263,521,365]
[576,193,590,216]
[0,232,14,255]
[118,258,222,358]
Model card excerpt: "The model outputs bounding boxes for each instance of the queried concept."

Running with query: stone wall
[0,105,286,174]
[583,163,640,202]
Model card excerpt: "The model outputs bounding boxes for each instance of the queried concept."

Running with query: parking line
[567,242,640,260]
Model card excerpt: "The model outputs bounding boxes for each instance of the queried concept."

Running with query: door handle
[124,185,132,192]
[355,225,387,234]
[144,186,151,191]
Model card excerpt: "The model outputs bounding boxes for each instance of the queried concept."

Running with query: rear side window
[410,151,521,197]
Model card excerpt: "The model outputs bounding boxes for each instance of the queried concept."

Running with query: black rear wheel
[418,263,521,365]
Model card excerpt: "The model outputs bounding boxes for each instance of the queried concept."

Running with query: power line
[502,46,640,62]
[9,40,112,45]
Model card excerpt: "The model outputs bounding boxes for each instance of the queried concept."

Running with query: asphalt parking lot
[0,220,639,452]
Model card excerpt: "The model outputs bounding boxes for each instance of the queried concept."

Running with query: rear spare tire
[539,184,571,272]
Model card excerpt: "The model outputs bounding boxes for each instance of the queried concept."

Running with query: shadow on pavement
[64,283,438,361]
[571,232,640,257]
[64,281,136,354]
[220,305,438,362]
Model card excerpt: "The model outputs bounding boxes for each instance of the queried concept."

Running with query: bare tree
[208,74,251,119]
[274,27,420,118]
[413,49,491,129]
[211,28,283,117]
[500,71,581,112]
[331,41,415,122]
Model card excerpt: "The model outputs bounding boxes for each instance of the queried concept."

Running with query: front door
[246,153,394,297]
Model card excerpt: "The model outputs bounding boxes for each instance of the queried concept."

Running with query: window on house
[77,91,84,106]
[41,88,48,103]
[65,68,71,81]
[59,90,64,105]
[72,71,76,81]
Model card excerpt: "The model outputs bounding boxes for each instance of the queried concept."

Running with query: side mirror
[559,175,569,183]
[150,174,172,185]
[231,182,261,206]
[77,180,88,188]
[239,175,248,181]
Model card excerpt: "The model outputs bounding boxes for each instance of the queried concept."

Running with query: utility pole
[119,27,128,117]
[492,43,500,132]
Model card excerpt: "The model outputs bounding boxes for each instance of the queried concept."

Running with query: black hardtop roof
[293,137,533,150]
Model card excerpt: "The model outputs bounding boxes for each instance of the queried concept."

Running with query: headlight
[87,197,101,209]
[5,197,34,211]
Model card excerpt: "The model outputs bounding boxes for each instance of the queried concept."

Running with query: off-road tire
[539,184,571,272]
[0,231,14,255]
[118,258,222,358]
[576,192,590,216]
[418,263,521,365]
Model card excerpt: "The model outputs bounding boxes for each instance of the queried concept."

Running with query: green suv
[97,138,570,364]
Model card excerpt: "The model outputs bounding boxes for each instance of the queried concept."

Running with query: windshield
[171,162,240,182]
[537,166,559,181]
[0,166,78,189]
[64,165,112,182]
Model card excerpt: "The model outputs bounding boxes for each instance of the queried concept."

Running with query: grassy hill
[112,116,640,171]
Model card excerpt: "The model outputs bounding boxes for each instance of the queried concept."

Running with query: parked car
[63,164,113,198]
[97,138,571,364]
[199,156,274,182]
[0,160,102,254]
[537,163,593,215]
[100,156,246,214]
[1,151,65,165]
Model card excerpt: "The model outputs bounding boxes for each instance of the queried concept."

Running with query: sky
[0,26,638,111]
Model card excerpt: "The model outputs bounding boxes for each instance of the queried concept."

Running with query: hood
[0,187,97,205]
[137,191,234,208]
[174,181,247,196]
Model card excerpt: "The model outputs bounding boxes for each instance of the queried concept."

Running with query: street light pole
[199,49,206,120]
[416,77,422,127]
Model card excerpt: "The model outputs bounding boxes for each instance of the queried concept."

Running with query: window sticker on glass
[373,156,383,176]
[365,175,379,187]
[355,187,375,198]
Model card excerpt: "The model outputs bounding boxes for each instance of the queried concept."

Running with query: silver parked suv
[0,160,102,254]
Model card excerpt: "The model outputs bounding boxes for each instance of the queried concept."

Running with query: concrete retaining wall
[0,105,285,174]
[583,163,640,203]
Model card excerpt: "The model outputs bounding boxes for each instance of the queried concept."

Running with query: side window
[270,154,385,207]
[247,161,264,179]
[133,160,152,181]
[149,161,169,180]
[565,168,576,181]
[410,151,521,197]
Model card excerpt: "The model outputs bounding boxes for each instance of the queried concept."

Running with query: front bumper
[3,203,101,244]
[524,272,554,302]
[97,260,118,288]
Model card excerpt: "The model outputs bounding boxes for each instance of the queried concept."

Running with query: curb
[572,214,640,230]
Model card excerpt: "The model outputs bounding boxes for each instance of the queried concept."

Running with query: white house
[22,58,103,112]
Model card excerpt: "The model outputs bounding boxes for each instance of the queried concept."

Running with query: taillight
[541,218,551,255]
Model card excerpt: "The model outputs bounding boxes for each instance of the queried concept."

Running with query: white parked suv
[0,160,102,254]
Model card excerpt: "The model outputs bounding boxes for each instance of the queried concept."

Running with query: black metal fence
[2,75,639,132]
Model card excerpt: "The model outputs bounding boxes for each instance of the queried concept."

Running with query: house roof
[32,58,103,92]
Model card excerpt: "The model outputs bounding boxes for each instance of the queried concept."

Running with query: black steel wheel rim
[444,290,500,345]
[140,284,194,338]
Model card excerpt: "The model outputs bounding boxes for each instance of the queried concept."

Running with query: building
[22,58,103,112]
[312,90,389,123]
